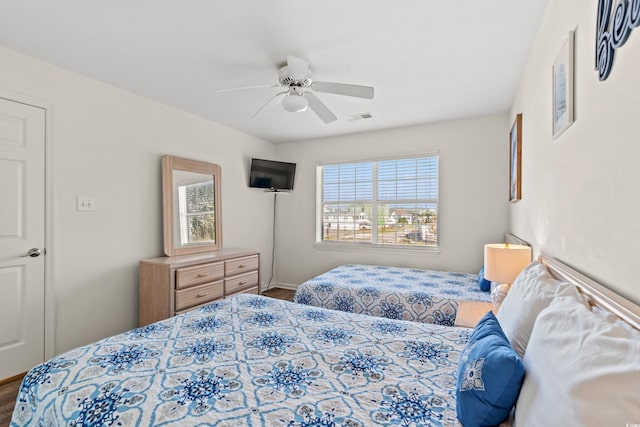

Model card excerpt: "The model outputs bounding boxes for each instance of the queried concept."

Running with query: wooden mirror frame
[162,155,222,256]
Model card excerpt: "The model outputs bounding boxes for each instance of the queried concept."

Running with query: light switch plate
[77,197,95,212]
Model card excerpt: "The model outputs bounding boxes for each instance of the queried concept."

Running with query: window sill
[314,241,441,254]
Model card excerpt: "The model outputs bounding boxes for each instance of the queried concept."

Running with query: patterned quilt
[293,264,491,326]
[11,294,470,427]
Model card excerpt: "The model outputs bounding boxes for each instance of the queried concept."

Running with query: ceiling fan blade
[287,55,310,81]
[311,81,374,99]
[251,91,288,119]
[304,92,337,123]
[216,84,280,94]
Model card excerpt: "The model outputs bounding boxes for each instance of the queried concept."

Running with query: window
[178,180,216,245]
[316,154,439,248]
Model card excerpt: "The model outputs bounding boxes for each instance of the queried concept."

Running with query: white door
[0,97,46,380]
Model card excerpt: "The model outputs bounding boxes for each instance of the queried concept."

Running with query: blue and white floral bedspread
[11,294,470,427]
[293,264,490,326]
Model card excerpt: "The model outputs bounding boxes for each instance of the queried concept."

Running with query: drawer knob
[238,264,245,269]
[239,281,246,286]
[196,293,208,298]
[197,273,208,278]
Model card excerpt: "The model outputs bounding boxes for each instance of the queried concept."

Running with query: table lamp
[484,243,532,309]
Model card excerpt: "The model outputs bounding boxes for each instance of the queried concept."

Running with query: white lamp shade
[282,94,308,112]
[484,243,532,284]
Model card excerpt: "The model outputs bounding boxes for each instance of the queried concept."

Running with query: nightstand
[455,300,495,328]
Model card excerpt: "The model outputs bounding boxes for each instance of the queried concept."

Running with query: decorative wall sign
[596,0,640,80]
[553,31,575,138]
[509,114,522,203]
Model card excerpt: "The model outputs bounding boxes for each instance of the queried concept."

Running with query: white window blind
[316,154,439,248]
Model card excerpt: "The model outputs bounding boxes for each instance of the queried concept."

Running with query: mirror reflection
[173,170,216,246]
[162,155,222,256]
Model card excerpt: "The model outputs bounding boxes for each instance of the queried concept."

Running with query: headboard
[504,233,530,246]
[539,255,640,331]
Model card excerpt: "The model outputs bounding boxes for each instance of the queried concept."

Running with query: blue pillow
[478,267,492,292]
[456,311,525,427]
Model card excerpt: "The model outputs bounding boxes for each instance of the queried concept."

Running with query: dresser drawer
[176,262,224,289]
[175,300,218,316]
[226,285,259,298]
[175,280,223,311]
[225,271,258,294]
[225,255,259,276]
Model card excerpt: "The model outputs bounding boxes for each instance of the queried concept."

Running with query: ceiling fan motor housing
[279,65,312,87]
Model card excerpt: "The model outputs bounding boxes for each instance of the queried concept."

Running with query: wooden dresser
[139,248,260,326]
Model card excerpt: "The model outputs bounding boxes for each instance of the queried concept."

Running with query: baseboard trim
[0,371,25,386]
[262,282,298,291]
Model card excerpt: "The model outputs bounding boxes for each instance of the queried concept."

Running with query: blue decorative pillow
[478,267,492,292]
[456,311,525,427]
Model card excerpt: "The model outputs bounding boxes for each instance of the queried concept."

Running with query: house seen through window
[316,154,439,248]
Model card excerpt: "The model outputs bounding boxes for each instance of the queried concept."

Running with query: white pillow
[496,261,571,357]
[515,294,640,427]
[591,305,640,338]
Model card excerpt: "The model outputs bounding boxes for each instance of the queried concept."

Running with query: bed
[11,294,472,426]
[292,235,528,326]
[11,255,640,427]
[293,263,490,325]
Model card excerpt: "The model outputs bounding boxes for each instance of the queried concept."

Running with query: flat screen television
[249,158,296,191]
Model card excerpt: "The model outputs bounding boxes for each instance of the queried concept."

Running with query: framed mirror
[162,155,222,256]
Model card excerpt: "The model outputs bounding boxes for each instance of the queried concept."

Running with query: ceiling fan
[216,55,374,124]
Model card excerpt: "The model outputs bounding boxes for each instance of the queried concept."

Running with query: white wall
[274,115,510,286]
[0,47,276,354]
[509,1,640,303]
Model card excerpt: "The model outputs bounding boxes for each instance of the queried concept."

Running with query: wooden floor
[0,375,22,427]
[0,288,296,426]
[262,286,295,301]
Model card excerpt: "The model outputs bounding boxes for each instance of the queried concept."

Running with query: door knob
[21,248,43,258]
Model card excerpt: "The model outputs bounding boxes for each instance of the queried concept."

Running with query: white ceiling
[0,0,548,143]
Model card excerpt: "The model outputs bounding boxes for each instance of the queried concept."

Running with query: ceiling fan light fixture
[282,94,308,113]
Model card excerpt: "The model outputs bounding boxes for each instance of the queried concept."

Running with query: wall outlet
[76,197,95,212]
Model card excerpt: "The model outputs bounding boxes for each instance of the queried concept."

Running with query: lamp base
[490,283,511,312]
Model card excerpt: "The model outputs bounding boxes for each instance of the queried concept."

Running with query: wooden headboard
[540,255,640,331]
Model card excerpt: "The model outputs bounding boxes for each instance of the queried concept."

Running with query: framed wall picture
[552,30,575,138]
[509,113,522,202]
